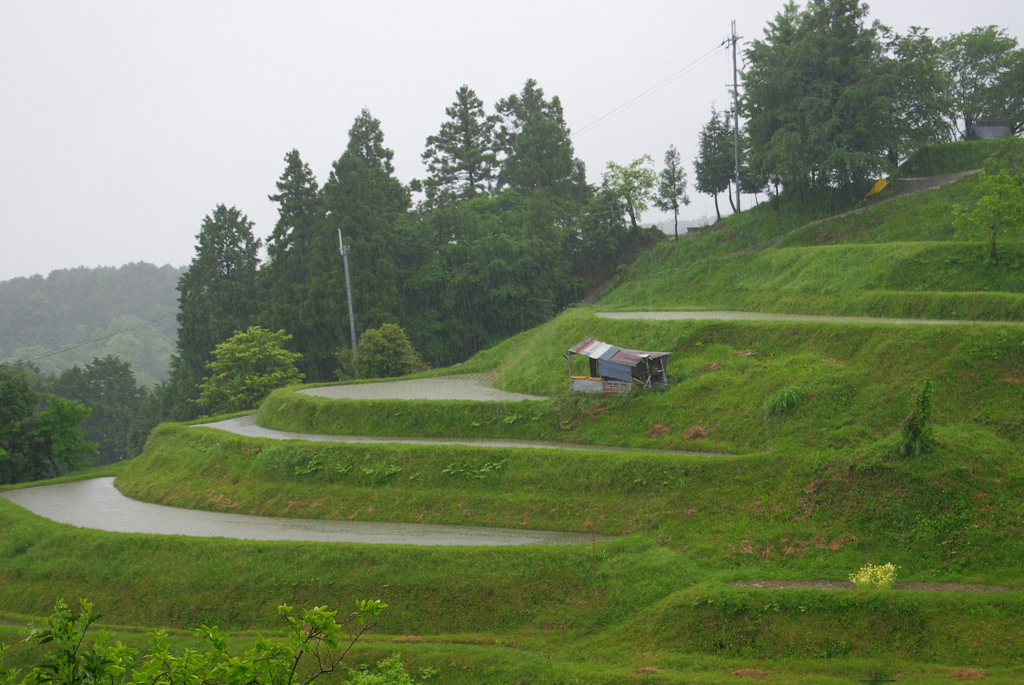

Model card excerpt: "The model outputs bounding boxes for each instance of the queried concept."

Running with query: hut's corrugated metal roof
[569,337,670,367]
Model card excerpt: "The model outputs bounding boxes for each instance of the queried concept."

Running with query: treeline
[692,3,1023,214]
[0,263,181,386]
[158,79,673,422]
[0,355,149,483]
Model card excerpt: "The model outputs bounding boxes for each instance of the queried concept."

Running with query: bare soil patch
[634,667,662,675]
[684,425,709,439]
[731,669,769,678]
[952,668,989,679]
[730,580,1014,593]
[648,423,672,438]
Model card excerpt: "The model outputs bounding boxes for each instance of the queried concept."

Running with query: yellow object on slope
[865,178,889,199]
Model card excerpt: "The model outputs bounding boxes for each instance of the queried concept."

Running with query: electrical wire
[566,27,731,123]
[571,40,731,140]
[24,313,177,363]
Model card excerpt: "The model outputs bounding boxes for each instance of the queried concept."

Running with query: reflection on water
[1,478,606,547]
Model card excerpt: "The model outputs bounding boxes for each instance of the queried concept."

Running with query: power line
[567,27,730,123]
[23,313,177,363]
[571,41,731,140]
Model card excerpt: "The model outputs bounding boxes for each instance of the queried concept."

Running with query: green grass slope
[255,312,1024,453]
[601,140,1024,319]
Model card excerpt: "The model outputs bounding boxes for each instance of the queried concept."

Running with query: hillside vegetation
[602,140,1024,319]
[4,141,1024,683]
[0,262,180,385]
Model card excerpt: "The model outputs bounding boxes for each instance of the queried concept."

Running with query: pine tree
[496,79,587,203]
[655,145,690,239]
[319,110,411,378]
[260,150,330,380]
[167,205,261,418]
[421,85,499,206]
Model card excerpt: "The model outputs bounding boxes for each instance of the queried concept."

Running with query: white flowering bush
[849,562,897,589]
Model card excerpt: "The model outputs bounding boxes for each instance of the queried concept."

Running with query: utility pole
[338,228,358,376]
[731,20,742,213]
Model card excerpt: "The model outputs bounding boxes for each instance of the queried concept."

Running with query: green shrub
[198,327,304,414]
[763,385,804,418]
[897,379,933,458]
[351,324,428,380]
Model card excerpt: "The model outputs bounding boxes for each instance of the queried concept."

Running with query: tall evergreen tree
[53,356,145,465]
[495,79,587,203]
[319,110,410,378]
[655,145,690,239]
[265,150,323,264]
[694,107,736,220]
[260,150,330,380]
[743,0,894,200]
[421,85,500,206]
[167,205,261,418]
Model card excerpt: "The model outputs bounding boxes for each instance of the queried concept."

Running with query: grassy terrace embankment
[601,141,1023,319]
[254,312,1024,453]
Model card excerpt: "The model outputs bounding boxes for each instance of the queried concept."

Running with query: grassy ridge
[601,162,1024,320]
[896,140,1000,177]
[118,422,1024,583]
[258,312,1024,453]
[583,584,1024,665]
[2,486,1023,676]
[7,624,1022,685]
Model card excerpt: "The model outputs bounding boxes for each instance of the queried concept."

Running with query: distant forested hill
[0,263,181,386]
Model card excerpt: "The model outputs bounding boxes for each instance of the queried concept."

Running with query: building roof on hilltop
[971,120,1012,140]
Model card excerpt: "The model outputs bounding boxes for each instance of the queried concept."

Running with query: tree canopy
[421,85,499,206]
[694,107,735,220]
[655,145,690,239]
[53,356,146,465]
[170,204,261,419]
[197,327,304,415]
[743,0,893,201]
[602,156,657,231]
[0,363,95,484]
[940,26,1021,139]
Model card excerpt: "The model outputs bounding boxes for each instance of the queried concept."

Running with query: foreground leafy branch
[2,598,388,685]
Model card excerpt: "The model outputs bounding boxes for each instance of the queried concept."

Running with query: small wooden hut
[567,337,670,394]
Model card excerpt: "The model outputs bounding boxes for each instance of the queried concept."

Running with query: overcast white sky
[1,0,1021,281]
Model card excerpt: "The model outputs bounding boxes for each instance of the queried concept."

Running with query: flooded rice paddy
[2,478,606,546]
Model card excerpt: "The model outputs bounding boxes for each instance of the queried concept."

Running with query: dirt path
[199,416,721,458]
[731,580,1015,593]
[597,310,1020,326]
